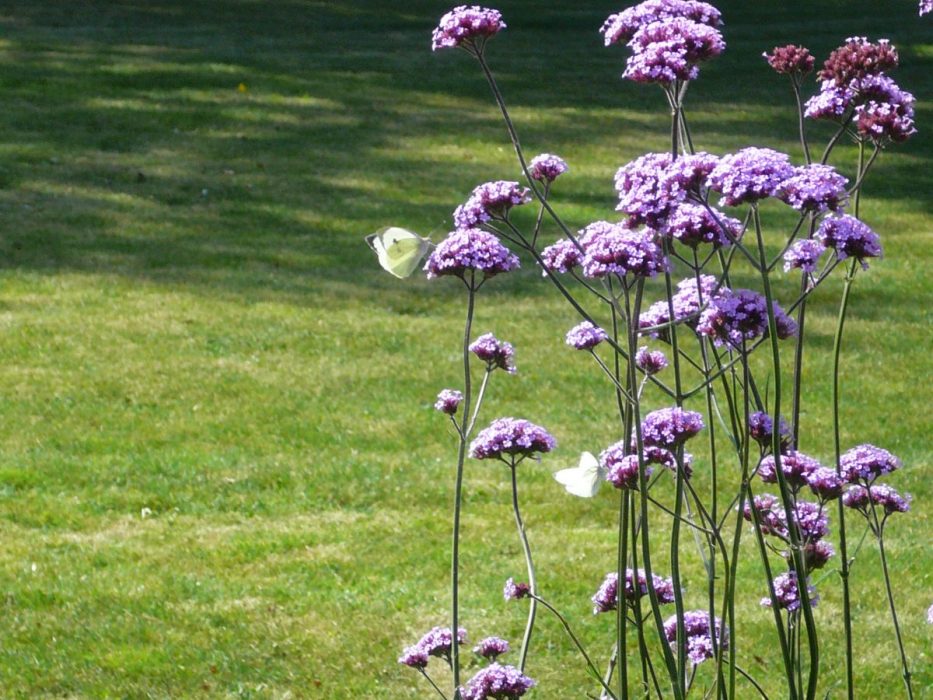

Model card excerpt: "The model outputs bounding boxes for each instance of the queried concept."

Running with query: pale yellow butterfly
[554,451,606,498]
[365,226,432,279]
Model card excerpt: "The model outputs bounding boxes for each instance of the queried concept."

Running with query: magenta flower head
[602,450,650,490]
[425,228,520,280]
[843,483,911,515]
[708,147,795,207]
[757,451,822,490]
[641,407,704,448]
[840,443,902,483]
[761,571,818,612]
[664,611,727,665]
[454,180,531,229]
[636,347,668,375]
[764,44,815,76]
[460,663,535,700]
[435,388,464,415]
[592,569,676,613]
[622,17,725,85]
[748,411,791,450]
[817,215,882,269]
[601,0,722,46]
[470,417,556,461]
[856,92,917,144]
[528,153,569,183]
[784,239,827,274]
[818,37,899,85]
[432,5,506,52]
[473,636,510,661]
[470,333,516,373]
[778,164,849,213]
[566,321,608,350]
[503,578,531,601]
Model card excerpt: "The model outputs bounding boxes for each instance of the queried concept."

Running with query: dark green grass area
[0,0,929,697]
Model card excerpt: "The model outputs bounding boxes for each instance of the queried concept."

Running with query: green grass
[0,0,930,697]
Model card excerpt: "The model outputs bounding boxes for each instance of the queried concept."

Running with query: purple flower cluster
[470,417,556,460]
[528,153,568,183]
[922,0,933,15]
[839,443,901,483]
[748,411,791,450]
[763,45,815,76]
[565,321,608,350]
[783,239,826,274]
[640,274,725,337]
[663,610,727,665]
[816,214,882,269]
[642,443,694,478]
[600,0,722,45]
[539,238,582,274]
[432,5,506,51]
[641,407,704,448]
[803,540,836,571]
[636,347,669,374]
[425,228,520,279]
[696,288,797,348]
[461,663,535,700]
[470,333,516,373]
[807,467,845,500]
[592,569,676,613]
[663,203,742,248]
[399,626,468,668]
[435,388,464,415]
[581,225,669,279]
[843,484,911,515]
[777,164,848,213]
[761,571,818,612]
[621,17,725,84]
[818,37,898,86]
[503,578,531,601]
[757,451,823,490]
[453,181,531,229]
[602,451,649,490]
[744,494,830,542]
[614,152,718,227]
[474,636,510,660]
[708,147,795,207]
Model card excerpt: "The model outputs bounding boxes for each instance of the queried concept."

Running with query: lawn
[0,0,930,697]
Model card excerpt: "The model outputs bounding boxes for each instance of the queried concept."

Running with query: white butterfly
[365,226,432,279]
[553,451,606,498]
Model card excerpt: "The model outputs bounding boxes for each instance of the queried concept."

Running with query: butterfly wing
[366,226,431,279]
[554,451,605,498]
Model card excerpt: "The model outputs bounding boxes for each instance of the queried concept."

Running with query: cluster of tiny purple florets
[614,152,719,227]
[696,288,797,348]
[636,347,668,374]
[592,569,676,613]
[763,45,815,76]
[460,663,536,700]
[425,228,520,279]
[540,221,668,280]
[503,578,531,601]
[528,153,568,183]
[435,388,464,415]
[399,626,468,668]
[747,411,792,450]
[756,452,843,501]
[432,5,506,51]
[761,571,818,612]
[843,483,911,515]
[600,0,722,45]
[662,202,742,248]
[470,417,556,460]
[641,407,704,448]
[601,447,650,489]
[838,445,910,521]
[454,181,531,229]
[816,215,882,269]
[473,636,510,661]
[565,321,608,350]
[663,611,727,665]
[640,275,723,337]
[777,164,849,213]
[470,333,516,373]
[783,239,827,274]
[744,494,830,545]
[708,147,795,207]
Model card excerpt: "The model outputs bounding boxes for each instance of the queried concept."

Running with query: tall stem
[510,460,537,672]
[876,528,915,698]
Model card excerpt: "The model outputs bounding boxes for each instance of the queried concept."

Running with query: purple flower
[697,288,797,348]
[470,417,556,460]
[784,239,827,274]
[460,663,535,700]
[777,164,849,213]
[757,451,822,490]
[641,407,704,448]
[807,467,845,500]
[592,569,676,613]
[843,483,911,515]
[805,79,857,120]
[432,5,506,52]
[663,611,727,665]
[581,225,669,279]
[840,444,902,483]
[503,578,531,601]
[453,181,531,229]
[398,645,429,669]
[748,411,791,450]
[922,0,933,16]
[435,388,464,415]
[817,215,882,269]
[802,540,835,571]
[763,45,815,75]
[470,333,516,373]
[636,347,668,374]
[818,37,899,86]
[744,495,829,541]
[539,238,582,274]
[662,203,743,248]
[641,444,694,478]
[640,274,726,337]
[708,147,795,207]
[602,451,649,490]
[614,152,718,227]
[425,228,520,279]
[856,97,917,143]
[474,636,510,660]
[528,153,568,183]
[403,626,468,664]
[565,321,608,350]
[622,18,725,85]
[761,571,818,612]
[600,0,722,46]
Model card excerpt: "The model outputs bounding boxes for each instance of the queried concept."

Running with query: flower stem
[510,460,537,672]
[420,668,450,700]
[876,528,915,698]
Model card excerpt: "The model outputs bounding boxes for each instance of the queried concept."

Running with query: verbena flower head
[453,181,531,229]
[708,147,795,207]
[778,164,849,213]
[922,0,933,16]
[843,483,911,515]
[744,495,829,541]
[784,239,827,274]
[805,79,857,121]
[435,388,464,415]
[640,274,726,337]
[407,626,468,662]
[807,467,845,500]
[474,636,510,661]
[470,417,556,460]
[566,321,608,350]
[636,347,669,374]
[761,571,818,611]
[697,288,797,348]
[540,238,582,274]
[840,443,902,483]
[503,578,531,601]
[460,663,535,700]
[748,411,792,450]
[664,611,727,665]
[641,443,694,478]
[817,214,882,269]
[470,333,516,373]
[592,569,676,613]
[662,203,743,248]
[581,225,669,279]
[757,451,822,490]
[855,87,917,144]
[803,540,835,571]
[614,151,718,227]
[764,45,815,75]
[622,17,725,84]
[818,37,898,85]
[528,153,568,183]
[600,0,722,46]
[432,5,506,52]
[641,407,704,448]
[425,228,520,279]
[602,451,650,489]
[398,645,429,669]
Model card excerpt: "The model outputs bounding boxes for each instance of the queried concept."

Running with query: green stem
[875,526,915,698]
[510,460,537,672]
[420,668,450,700]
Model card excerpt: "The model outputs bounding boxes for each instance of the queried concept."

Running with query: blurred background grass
[0,0,929,697]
